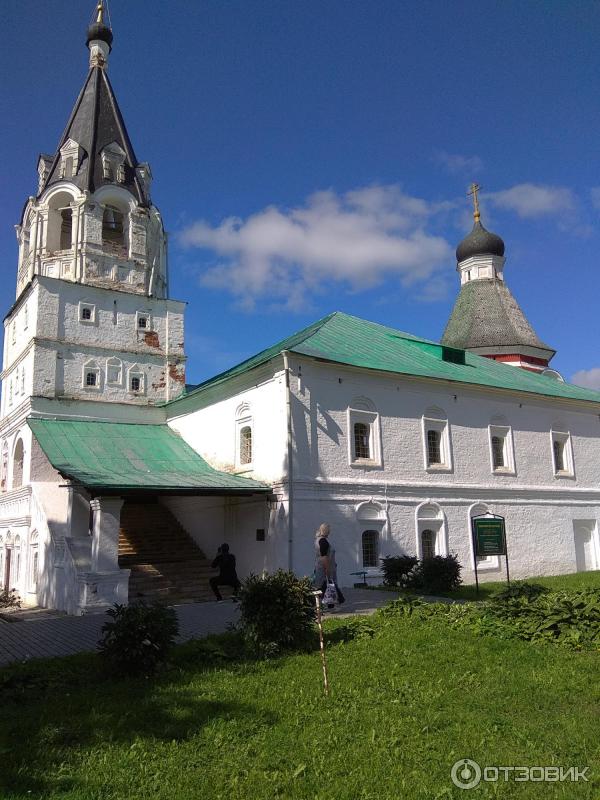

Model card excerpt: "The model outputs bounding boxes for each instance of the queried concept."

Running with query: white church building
[2,6,600,614]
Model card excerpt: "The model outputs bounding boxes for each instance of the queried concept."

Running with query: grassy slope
[449,569,600,600]
[1,616,599,800]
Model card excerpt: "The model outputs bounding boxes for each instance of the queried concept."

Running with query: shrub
[404,554,463,594]
[238,570,316,656]
[98,602,179,676]
[381,555,418,586]
[0,588,21,609]
[490,581,548,602]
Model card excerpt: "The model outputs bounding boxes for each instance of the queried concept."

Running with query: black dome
[86,22,113,50]
[456,220,505,263]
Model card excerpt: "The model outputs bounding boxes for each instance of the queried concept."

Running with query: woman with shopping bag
[313,523,345,609]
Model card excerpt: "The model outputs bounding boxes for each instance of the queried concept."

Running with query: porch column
[90,497,124,572]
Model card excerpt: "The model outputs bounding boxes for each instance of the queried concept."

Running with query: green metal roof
[169,311,600,409]
[28,419,271,494]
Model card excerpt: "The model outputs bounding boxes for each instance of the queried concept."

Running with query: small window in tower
[102,205,125,246]
[62,156,74,179]
[117,164,126,183]
[79,303,96,324]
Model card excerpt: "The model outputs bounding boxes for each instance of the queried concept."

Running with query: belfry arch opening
[102,204,125,247]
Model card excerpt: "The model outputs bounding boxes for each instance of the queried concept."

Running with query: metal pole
[471,521,480,598]
[504,531,510,586]
[313,591,329,696]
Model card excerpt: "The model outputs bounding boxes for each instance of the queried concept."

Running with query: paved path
[0,588,400,667]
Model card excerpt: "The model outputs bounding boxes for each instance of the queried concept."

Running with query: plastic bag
[322,581,337,606]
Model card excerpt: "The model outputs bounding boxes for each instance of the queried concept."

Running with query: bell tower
[442,184,555,373]
[1,1,186,425]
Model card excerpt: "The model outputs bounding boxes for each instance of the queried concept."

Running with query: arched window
[427,429,441,465]
[102,205,125,246]
[60,208,73,250]
[29,532,39,592]
[416,502,447,559]
[354,422,371,460]
[1,442,8,493]
[12,439,24,490]
[239,426,252,465]
[421,529,436,559]
[83,360,101,390]
[362,530,379,568]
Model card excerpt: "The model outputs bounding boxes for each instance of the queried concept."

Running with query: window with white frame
[362,530,379,568]
[422,408,451,471]
[0,442,8,493]
[348,398,381,466]
[128,366,145,394]
[416,502,447,559]
[551,430,573,476]
[83,360,101,390]
[488,420,515,474]
[79,302,96,324]
[106,358,123,387]
[136,311,151,331]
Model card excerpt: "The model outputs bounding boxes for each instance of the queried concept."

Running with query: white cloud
[489,183,575,219]
[433,150,483,175]
[571,367,600,391]
[590,187,600,211]
[178,185,452,311]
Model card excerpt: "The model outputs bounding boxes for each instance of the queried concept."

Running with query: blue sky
[1,0,600,386]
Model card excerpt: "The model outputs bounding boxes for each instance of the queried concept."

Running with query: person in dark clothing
[210,543,241,602]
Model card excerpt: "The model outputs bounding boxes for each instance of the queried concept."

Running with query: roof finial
[96,0,105,24]
[467,182,481,223]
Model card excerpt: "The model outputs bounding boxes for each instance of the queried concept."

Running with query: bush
[404,554,463,594]
[98,603,179,676]
[238,570,316,657]
[490,581,548,602]
[0,588,21,609]
[381,555,418,586]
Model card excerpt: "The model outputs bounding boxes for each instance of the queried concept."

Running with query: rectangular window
[422,413,451,471]
[488,424,515,474]
[348,407,381,466]
[491,435,505,468]
[79,303,96,323]
[427,429,441,465]
[551,431,573,477]
[354,422,371,460]
[137,316,147,329]
[130,376,141,392]
[421,529,436,559]
[361,530,379,568]
[86,371,97,387]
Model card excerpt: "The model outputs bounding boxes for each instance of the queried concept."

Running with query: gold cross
[467,182,481,222]
[96,0,104,24]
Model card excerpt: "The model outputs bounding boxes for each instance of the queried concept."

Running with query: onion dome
[86,21,113,50]
[456,220,505,263]
[86,1,113,51]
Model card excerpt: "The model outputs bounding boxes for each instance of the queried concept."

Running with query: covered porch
[28,418,276,613]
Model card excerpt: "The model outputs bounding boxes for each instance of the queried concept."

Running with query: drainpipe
[282,350,294,571]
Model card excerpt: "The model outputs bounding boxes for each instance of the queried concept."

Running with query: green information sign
[473,517,506,556]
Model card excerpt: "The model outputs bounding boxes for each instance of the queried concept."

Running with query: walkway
[0,588,399,667]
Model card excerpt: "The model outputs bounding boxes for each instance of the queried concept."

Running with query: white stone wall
[167,363,288,484]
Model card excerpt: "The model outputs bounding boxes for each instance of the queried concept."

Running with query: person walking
[209,543,241,602]
[313,523,345,608]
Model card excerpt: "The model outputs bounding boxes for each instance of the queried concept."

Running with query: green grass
[370,570,600,601]
[448,570,600,601]
[1,613,599,799]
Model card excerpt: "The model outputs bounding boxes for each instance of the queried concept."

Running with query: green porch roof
[28,419,271,494]
[169,311,600,409]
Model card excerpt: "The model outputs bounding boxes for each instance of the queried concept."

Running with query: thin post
[505,532,510,586]
[471,521,480,598]
[313,591,329,696]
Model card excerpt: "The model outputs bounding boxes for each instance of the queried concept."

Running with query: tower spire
[87,0,113,67]
[467,182,481,223]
